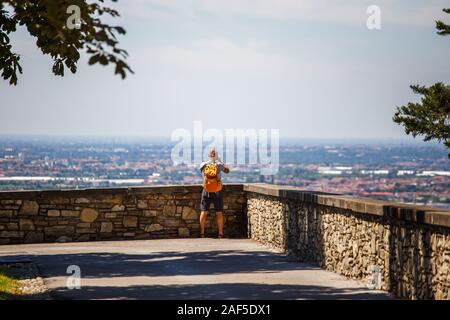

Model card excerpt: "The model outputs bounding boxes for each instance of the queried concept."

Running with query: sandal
[218,233,223,239]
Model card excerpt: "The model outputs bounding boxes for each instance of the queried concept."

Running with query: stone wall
[2,182,450,299]
[245,184,450,300]
[0,185,247,244]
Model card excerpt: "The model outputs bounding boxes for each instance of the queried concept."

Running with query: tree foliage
[0,0,132,85]
[394,8,450,157]
[393,83,450,157]
[436,8,450,36]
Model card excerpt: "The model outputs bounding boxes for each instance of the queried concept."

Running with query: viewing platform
[0,238,391,300]
[0,184,449,299]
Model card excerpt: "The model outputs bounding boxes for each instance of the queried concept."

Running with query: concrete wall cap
[244,183,450,227]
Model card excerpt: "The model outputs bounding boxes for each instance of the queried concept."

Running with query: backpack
[203,163,222,192]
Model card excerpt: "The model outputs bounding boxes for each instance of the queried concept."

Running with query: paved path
[0,239,392,300]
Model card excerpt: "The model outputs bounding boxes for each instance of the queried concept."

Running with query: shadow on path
[53,283,391,300]
[2,250,317,278]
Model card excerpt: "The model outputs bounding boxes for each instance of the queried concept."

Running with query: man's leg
[199,211,208,236]
[214,191,225,238]
[215,212,224,237]
[199,191,210,237]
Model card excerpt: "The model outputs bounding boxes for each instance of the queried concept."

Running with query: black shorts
[200,190,224,212]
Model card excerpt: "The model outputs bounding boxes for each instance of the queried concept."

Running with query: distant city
[0,136,449,208]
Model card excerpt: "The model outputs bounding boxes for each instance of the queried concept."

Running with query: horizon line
[0,133,442,146]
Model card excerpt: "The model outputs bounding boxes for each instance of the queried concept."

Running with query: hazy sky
[1,0,449,139]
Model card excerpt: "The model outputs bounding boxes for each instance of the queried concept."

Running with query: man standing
[199,148,230,238]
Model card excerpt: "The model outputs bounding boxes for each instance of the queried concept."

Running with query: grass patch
[0,266,20,300]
